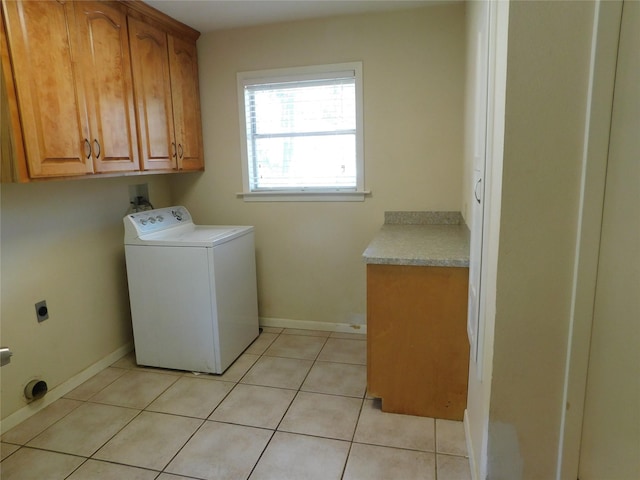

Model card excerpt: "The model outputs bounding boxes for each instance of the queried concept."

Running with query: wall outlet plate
[35,300,48,322]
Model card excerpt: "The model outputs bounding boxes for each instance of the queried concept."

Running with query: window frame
[237,62,367,202]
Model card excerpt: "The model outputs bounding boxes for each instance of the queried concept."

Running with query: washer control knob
[156,215,164,222]
[140,219,148,226]
[148,217,156,224]
[172,209,183,221]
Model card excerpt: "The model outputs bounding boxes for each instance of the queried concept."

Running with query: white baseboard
[259,316,367,335]
[0,343,133,434]
[464,409,478,480]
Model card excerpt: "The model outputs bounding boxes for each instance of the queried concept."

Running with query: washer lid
[138,225,253,247]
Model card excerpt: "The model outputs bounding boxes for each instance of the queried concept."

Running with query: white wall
[0,175,173,421]
[170,5,466,326]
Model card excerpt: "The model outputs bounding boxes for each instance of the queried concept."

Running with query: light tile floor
[0,328,471,480]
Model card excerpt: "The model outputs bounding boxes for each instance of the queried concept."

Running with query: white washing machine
[123,206,259,374]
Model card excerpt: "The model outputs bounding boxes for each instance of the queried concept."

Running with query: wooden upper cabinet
[2,0,203,181]
[74,1,139,173]
[2,0,93,178]
[128,16,176,171]
[168,35,204,171]
[129,17,204,172]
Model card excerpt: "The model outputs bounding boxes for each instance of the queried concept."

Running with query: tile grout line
[244,329,300,480]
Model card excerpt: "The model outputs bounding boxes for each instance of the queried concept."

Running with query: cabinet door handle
[474,178,482,204]
[84,138,92,159]
[171,142,177,159]
[178,143,183,160]
[93,139,101,159]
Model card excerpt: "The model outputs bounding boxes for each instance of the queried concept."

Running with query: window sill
[237,190,371,202]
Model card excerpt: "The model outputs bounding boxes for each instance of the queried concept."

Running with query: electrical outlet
[35,300,48,322]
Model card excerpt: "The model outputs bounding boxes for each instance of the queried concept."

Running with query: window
[237,63,366,201]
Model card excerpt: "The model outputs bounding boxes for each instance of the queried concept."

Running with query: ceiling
[144,0,446,34]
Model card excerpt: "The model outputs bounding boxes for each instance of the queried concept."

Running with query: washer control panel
[125,206,192,237]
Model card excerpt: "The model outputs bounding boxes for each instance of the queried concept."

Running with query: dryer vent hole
[25,380,48,401]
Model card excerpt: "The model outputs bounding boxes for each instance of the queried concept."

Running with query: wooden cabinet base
[366,264,469,420]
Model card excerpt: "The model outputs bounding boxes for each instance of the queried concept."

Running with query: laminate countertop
[362,212,470,268]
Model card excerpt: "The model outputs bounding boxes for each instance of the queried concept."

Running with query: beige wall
[170,5,466,326]
[486,1,595,478]
[0,175,172,421]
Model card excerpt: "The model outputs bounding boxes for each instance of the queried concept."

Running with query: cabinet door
[168,35,204,171]
[128,16,176,171]
[367,264,470,420]
[74,1,139,173]
[2,0,92,177]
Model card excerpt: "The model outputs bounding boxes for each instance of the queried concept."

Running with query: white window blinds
[239,64,363,195]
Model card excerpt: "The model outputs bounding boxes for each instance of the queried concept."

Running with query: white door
[578,1,640,478]
[467,0,490,370]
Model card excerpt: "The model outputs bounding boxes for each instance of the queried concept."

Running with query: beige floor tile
[437,454,472,480]
[245,332,278,355]
[93,411,202,470]
[196,352,260,383]
[66,459,158,480]
[354,399,435,452]
[110,352,182,376]
[156,474,197,480]
[436,418,468,456]
[0,442,20,461]
[146,376,234,418]
[166,421,272,480]
[317,338,366,365]
[0,447,85,480]
[249,431,350,480]
[278,391,362,441]
[282,328,331,337]
[263,334,326,360]
[110,351,138,369]
[241,356,313,390]
[26,403,139,457]
[89,370,178,409]
[1,325,469,480]
[209,384,295,429]
[64,367,127,401]
[301,361,367,397]
[343,443,436,480]
[1,398,83,445]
